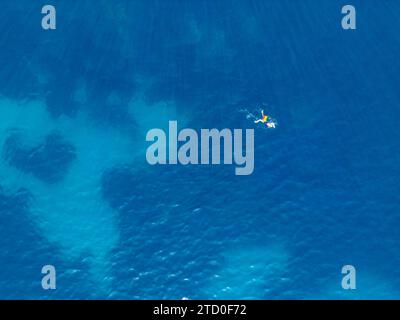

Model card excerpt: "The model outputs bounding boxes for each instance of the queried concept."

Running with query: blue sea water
[0,0,400,299]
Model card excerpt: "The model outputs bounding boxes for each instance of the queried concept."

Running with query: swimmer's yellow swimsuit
[262,115,268,122]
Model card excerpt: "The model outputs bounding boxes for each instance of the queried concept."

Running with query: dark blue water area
[0,0,399,299]
[3,132,76,184]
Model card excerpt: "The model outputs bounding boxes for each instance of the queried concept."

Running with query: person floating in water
[254,110,268,124]
[254,110,276,128]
